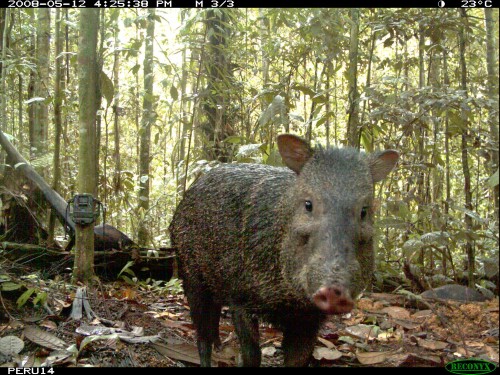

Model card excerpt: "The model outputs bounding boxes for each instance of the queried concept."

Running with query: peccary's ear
[277,134,314,174]
[369,150,399,183]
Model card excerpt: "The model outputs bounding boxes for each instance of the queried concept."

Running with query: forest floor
[0,270,498,368]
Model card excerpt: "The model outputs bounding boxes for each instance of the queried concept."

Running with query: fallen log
[0,130,137,252]
[0,130,74,233]
[1,241,175,280]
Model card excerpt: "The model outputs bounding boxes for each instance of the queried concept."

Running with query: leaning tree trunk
[48,9,64,246]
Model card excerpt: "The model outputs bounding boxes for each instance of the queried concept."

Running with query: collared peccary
[169,134,399,367]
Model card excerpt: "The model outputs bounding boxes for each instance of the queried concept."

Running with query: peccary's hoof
[313,285,354,314]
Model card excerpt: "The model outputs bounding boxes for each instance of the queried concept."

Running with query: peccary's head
[277,134,398,315]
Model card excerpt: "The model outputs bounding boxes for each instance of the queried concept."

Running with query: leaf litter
[0,276,498,367]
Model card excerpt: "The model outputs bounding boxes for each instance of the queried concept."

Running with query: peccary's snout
[312,285,354,314]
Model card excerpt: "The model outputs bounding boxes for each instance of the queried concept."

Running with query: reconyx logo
[445,359,497,375]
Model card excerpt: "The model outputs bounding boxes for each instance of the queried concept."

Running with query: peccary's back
[170,163,300,310]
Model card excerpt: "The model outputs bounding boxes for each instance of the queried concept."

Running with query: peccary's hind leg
[232,309,261,367]
[183,279,221,367]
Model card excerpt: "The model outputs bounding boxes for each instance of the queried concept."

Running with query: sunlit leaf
[100,71,114,105]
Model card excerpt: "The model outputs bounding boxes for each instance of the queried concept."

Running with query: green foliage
[1,8,498,293]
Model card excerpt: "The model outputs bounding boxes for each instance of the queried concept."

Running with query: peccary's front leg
[232,309,261,367]
[282,322,320,367]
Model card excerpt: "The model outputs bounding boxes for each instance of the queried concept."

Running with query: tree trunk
[1,9,9,132]
[137,9,155,247]
[259,8,270,90]
[360,26,377,151]
[74,8,100,285]
[429,49,442,232]
[201,9,234,162]
[175,10,189,203]
[325,62,330,148]
[28,11,35,160]
[62,9,74,196]
[48,9,64,246]
[416,15,427,267]
[484,8,499,223]
[32,9,50,178]
[0,9,5,80]
[459,9,474,288]
[346,8,360,148]
[112,25,122,195]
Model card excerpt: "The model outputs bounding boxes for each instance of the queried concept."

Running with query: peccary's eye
[305,200,313,212]
[361,206,368,220]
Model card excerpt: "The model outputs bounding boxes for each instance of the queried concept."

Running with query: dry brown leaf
[397,353,442,367]
[39,320,58,330]
[377,330,402,342]
[483,345,499,362]
[412,310,433,319]
[161,319,194,333]
[262,346,277,357]
[151,342,233,366]
[122,288,137,300]
[416,337,448,350]
[357,299,375,311]
[20,353,36,367]
[23,325,67,351]
[261,326,281,338]
[356,350,389,365]
[345,324,379,340]
[0,336,24,356]
[147,311,181,320]
[454,347,469,357]
[393,318,421,330]
[317,337,335,349]
[152,342,202,365]
[465,341,485,348]
[381,306,411,319]
[313,347,342,361]
[385,353,410,366]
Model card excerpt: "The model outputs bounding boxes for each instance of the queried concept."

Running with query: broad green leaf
[402,239,424,257]
[17,288,36,308]
[420,231,450,245]
[130,64,141,75]
[100,71,114,105]
[223,135,245,144]
[0,282,22,291]
[488,169,499,188]
[118,261,135,278]
[24,97,46,105]
[120,275,135,285]
[454,206,486,224]
[14,162,27,169]
[170,85,178,101]
[236,144,263,158]
[33,292,48,306]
